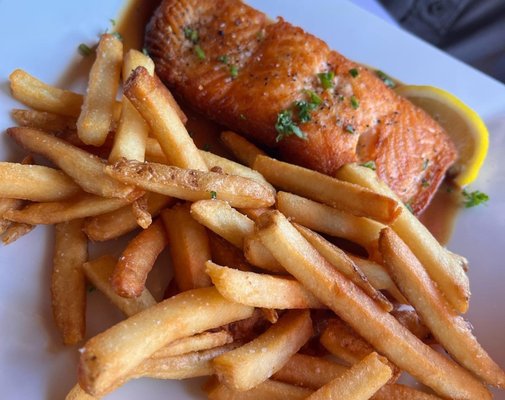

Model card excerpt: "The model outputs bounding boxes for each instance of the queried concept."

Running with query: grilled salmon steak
[145,0,457,214]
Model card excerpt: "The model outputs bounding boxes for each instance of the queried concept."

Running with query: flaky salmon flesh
[145,0,457,214]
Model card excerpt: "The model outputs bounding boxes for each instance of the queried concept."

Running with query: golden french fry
[213,310,313,391]
[105,159,275,208]
[254,210,491,399]
[9,69,83,117]
[277,192,383,255]
[124,66,207,171]
[254,155,400,224]
[306,352,392,400]
[4,194,135,225]
[207,379,312,400]
[243,234,286,273]
[208,231,253,272]
[238,207,269,221]
[272,353,347,389]
[11,109,77,135]
[83,192,172,241]
[294,224,392,312]
[7,128,139,200]
[111,219,168,298]
[346,254,407,304]
[0,162,81,201]
[65,385,95,400]
[190,200,254,248]
[161,203,212,291]
[1,222,34,244]
[78,287,254,396]
[380,227,505,388]
[220,131,266,167]
[131,196,151,229]
[123,48,155,78]
[51,219,87,345]
[373,384,443,400]
[83,255,157,317]
[155,331,233,358]
[336,163,469,313]
[77,34,123,146]
[390,306,430,341]
[0,198,23,235]
[206,261,323,309]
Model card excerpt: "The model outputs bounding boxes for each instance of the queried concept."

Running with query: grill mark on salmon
[145,0,457,214]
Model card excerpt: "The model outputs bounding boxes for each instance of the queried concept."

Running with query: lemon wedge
[395,85,489,187]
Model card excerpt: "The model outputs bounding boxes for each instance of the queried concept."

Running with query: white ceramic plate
[1,1,504,399]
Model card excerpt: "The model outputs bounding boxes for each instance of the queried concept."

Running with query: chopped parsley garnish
[404,203,414,213]
[210,191,217,199]
[109,18,116,26]
[184,27,199,43]
[194,45,206,60]
[349,68,359,78]
[142,47,149,56]
[350,96,360,109]
[229,64,239,78]
[421,179,430,188]
[317,71,335,89]
[304,90,322,106]
[423,159,429,170]
[275,110,307,142]
[295,100,318,123]
[462,189,489,208]
[78,43,94,57]
[375,70,396,88]
[217,55,229,64]
[345,125,355,134]
[111,31,123,41]
[360,161,376,171]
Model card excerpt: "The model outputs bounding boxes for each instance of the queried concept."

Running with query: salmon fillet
[145,0,457,214]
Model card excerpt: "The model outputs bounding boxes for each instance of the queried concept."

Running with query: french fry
[190,200,254,248]
[4,194,135,225]
[131,195,151,229]
[9,69,83,117]
[294,224,392,312]
[272,353,347,389]
[208,231,253,272]
[7,128,140,200]
[254,155,400,224]
[238,207,269,221]
[109,49,155,163]
[51,219,87,345]
[0,198,23,235]
[78,287,254,396]
[374,384,443,400]
[220,130,266,167]
[1,222,34,244]
[346,254,407,304]
[390,306,431,341]
[11,109,76,135]
[83,255,157,317]
[336,163,470,313]
[0,162,81,201]
[161,204,212,291]
[105,159,275,208]
[206,261,323,309]
[306,352,392,400]
[155,331,233,358]
[77,34,123,146]
[380,227,505,387]
[243,234,286,273]
[124,66,207,171]
[83,192,172,241]
[277,192,383,255]
[111,219,168,298]
[213,310,313,391]
[255,210,491,399]
[207,379,312,400]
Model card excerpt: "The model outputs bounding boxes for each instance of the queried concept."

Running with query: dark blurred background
[358,0,505,83]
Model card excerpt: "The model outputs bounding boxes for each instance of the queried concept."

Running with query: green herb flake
[404,203,414,214]
[462,189,489,208]
[375,70,396,88]
[360,161,376,171]
[111,31,123,41]
[345,125,355,134]
[194,45,206,60]
[421,179,430,188]
[349,68,359,78]
[295,100,317,123]
[78,43,94,57]
[142,47,149,56]
[350,96,360,110]
[109,18,116,26]
[275,110,307,142]
[184,27,199,43]
[229,64,239,78]
[304,90,322,106]
[317,71,335,89]
[217,55,229,64]
[210,191,217,200]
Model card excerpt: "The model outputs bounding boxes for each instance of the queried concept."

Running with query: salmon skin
[145,0,457,214]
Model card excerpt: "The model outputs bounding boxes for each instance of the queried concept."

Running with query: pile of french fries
[3,33,504,400]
